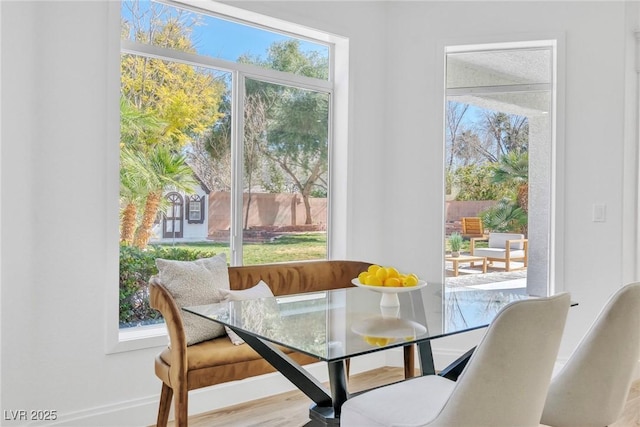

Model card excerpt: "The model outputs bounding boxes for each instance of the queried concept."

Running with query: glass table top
[184,283,532,362]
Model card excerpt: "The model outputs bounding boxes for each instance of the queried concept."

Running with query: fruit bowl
[352,317,427,339]
[351,278,427,306]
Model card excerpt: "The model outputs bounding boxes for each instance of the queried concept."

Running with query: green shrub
[452,164,509,201]
[119,244,215,328]
[480,198,528,234]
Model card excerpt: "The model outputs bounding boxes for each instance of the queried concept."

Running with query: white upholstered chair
[341,293,571,427]
[470,232,528,271]
[541,282,640,427]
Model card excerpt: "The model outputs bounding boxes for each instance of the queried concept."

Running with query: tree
[492,151,529,213]
[242,40,330,225]
[480,198,528,234]
[453,164,509,201]
[186,93,233,192]
[263,87,328,224]
[120,53,224,148]
[119,98,165,244]
[478,112,528,162]
[242,93,269,229]
[132,146,197,248]
[446,102,469,168]
[120,147,149,245]
[120,1,225,247]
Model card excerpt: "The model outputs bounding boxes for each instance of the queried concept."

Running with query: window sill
[107,323,168,354]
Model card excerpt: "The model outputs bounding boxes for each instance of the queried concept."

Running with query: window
[187,195,204,223]
[117,0,343,333]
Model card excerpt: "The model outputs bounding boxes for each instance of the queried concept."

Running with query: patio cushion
[473,248,526,259]
[489,233,525,250]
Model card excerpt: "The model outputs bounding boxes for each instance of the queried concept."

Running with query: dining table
[184,282,539,426]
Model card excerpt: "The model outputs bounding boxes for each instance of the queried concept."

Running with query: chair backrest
[541,282,640,427]
[432,293,571,427]
[489,232,525,249]
[461,217,484,236]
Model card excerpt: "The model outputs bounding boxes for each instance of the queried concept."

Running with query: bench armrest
[149,279,187,385]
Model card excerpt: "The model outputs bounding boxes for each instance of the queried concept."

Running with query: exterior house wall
[151,185,209,242]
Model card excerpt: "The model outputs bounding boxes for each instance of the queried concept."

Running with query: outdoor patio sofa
[470,232,528,272]
[149,258,400,427]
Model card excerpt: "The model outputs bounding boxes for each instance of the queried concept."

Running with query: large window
[118,0,336,329]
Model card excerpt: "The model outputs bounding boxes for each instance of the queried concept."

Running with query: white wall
[0,1,637,425]
[378,0,635,364]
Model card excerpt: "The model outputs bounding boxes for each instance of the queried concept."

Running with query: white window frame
[439,34,565,298]
[106,0,350,353]
[187,195,203,223]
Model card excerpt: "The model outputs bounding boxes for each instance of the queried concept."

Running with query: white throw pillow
[219,280,274,345]
[155,253,230,346]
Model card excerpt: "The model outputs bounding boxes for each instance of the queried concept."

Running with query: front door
[163,192,184,239]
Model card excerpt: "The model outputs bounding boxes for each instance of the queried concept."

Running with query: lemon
[364,336,377,346]
[358,272,369,284]
[384,277,402,287]
[376,337,392,346]
[366,275,383,286]
[367,265,381,274]
[375,268,388,281]
[364,336,391,346]
[404,274,419,287]
[386,267,400,278]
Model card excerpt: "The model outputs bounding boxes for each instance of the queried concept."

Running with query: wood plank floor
[172,367,640,427]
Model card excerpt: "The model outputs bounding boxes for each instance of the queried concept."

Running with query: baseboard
[44,352,387,426]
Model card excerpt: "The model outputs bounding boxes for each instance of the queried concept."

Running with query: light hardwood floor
[170,367,640,427]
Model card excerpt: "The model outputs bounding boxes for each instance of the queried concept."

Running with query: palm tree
[120,147,150,244]
[492,151,529,213]
[132,146,197,248]
[119,98,166,245]
[480,198,528,234]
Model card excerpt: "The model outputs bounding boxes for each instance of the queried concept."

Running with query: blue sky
[122,0,328,64]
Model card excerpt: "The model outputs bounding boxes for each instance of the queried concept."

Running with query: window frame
[107,0,350,353]
[187,195,204,224]
[439,35,565,299]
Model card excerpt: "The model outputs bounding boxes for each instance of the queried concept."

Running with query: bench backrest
[228,260,372,296]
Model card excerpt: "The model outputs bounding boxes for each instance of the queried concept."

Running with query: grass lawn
[153,232,327,265]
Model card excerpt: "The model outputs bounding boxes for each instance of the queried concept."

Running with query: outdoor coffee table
[445,254,487,276]
[184,283,534,426]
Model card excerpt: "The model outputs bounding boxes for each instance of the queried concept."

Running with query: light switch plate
[593,204,606,222]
